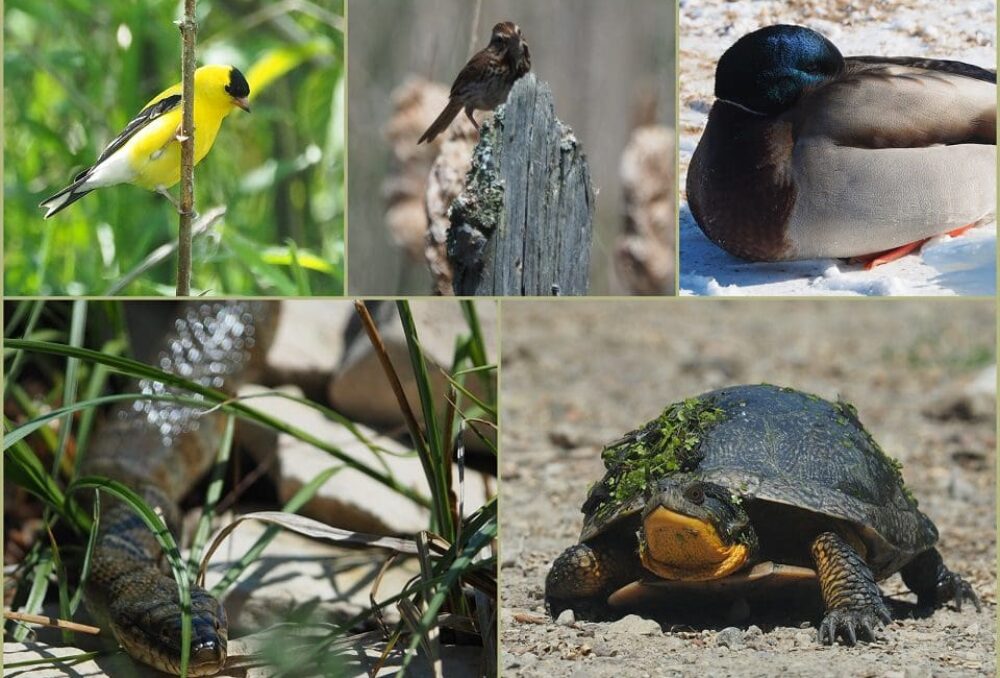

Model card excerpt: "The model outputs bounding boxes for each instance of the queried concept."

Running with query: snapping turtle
[544,384,979,645]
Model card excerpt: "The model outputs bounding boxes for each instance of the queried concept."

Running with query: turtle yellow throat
[640,507,752,580]
[636,481,758,581]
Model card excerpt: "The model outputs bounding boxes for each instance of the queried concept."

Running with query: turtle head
[639,479,759,581]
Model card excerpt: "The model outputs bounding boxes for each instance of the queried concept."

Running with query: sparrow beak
[232,96,251,113]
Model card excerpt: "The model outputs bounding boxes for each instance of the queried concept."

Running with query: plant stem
[176,0,198,296]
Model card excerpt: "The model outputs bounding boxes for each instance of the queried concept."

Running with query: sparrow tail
[418,99,464,145]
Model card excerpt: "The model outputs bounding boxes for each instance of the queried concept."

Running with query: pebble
[556,609,576,626]
[518,652,539,667]
[588,639,619,658]
[715,626,746,649]
[904,664,933,678]
[793,630,814,648]
[548,423,582,449]
[607,614,661,636]
[744,624,764,648]
[948,471,977,502]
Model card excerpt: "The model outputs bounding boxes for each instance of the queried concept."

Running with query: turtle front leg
[810,532,891,645]
[900,547,980,612]
[545,543,635,619]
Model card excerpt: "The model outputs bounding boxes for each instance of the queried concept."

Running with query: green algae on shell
[596,396,727,510]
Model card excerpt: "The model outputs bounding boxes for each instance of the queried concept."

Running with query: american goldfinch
[40,65,250,219]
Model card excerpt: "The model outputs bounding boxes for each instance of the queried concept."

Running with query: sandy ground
[678,0,997,296]
[499,300,996,677]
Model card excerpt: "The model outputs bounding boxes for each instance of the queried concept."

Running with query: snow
[679,0,996,297]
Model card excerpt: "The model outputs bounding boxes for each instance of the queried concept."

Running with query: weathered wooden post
[447,74,595,295]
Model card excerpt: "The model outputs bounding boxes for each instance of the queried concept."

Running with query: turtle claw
[940,572,981,613]
[818,606,890,646]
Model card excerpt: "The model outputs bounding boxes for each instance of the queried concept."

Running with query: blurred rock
[265,301,355,400]
[425,117,478,295]
[383,77,453,261]
[329,301,497,442]
[924,365,996,422]
[615,125,675,295]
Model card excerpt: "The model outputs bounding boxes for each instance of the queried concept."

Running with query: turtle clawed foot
[818,605,890,646]
[939,572,981,613]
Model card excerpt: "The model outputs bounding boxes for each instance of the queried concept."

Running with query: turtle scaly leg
[545,543,636,618]
[900,548,980,612]
[810,532,891,645]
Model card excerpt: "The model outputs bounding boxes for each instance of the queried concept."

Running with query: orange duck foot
[853,224,977,270]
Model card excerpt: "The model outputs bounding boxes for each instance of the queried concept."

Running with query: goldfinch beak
[232,96,251,113]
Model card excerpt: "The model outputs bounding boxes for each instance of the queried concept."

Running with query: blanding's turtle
[544,384,979,645]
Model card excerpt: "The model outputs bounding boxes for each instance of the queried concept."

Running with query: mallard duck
[686,25,996,268]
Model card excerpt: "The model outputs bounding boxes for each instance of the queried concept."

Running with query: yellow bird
[41,64,250,219]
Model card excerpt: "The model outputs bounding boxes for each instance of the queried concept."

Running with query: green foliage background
[5,0,345,296]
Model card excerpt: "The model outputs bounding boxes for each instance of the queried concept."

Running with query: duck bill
[232,96,251,113]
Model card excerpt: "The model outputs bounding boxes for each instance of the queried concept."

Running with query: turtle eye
[684,485,706,505]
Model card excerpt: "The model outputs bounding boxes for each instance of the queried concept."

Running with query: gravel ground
[499,300,996,677]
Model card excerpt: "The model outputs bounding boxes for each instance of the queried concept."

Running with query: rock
[903,664,933,678]
[715,626,745,649]
[607,614,661,636]
[793,630,814,648]
[500,651,519,671]
[925,366,996,422]
[548,423,582,449]
[660,634,687,651]
[589,639,618,657]
[556,609,576,626]
[616,124,675,295]
[948,470,978,502]
[238,385,487,535]
[267,301,354,389]
[328,301,498,441]
[517,652,540,667]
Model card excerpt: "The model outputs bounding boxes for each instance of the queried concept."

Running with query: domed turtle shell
[579,384,937,579]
